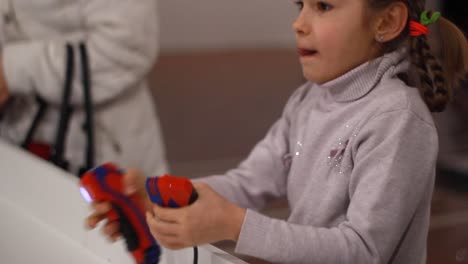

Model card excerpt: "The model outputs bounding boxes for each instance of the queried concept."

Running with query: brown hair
[369,0,468,112]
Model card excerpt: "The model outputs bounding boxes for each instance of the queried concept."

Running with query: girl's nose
[292,13,309,35]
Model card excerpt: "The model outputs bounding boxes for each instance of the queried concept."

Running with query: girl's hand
[86,201,121,241]
[85,168,149,242]
[146,182,246,250]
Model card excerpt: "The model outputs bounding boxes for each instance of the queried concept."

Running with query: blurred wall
[150,1,303,174]
[158,0,298,52]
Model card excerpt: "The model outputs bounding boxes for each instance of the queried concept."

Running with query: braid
[407,1,450,112]
[410,35,449,112]
[369,0,468,112]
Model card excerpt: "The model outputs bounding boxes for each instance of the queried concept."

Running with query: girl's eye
[317,1,333,12]
[295,1,304,11]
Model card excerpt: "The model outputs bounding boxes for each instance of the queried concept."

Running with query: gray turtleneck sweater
[200,50,438,264]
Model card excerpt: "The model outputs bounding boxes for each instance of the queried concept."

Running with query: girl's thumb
[123,169,141,195]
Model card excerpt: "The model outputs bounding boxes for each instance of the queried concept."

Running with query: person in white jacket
[0,0,169,176]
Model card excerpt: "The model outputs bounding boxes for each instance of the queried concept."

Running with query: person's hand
[146,182,246,250]
[85,168,149,241]
[0,57,10,107]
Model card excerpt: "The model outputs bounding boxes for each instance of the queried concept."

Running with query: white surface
[0,197,112,264]
[0,139,247,264]
[158,0,298,52]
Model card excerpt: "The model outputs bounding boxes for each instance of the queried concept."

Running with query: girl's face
[293,0,379,84]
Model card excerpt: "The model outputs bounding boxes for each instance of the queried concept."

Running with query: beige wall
[149,49,303,175]
[158,0,298,52]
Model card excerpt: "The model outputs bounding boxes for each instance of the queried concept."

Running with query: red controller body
[80,163,160,264]
[145,174,199,263]
[145,175,198,208]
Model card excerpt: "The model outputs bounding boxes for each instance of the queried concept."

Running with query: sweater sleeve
[2,0,159,106]
[233,110,438,263]
[197,85,310,210]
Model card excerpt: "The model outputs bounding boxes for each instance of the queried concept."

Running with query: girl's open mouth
[297,48,318,57]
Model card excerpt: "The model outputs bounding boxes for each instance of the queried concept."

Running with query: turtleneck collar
[316,49,410,103]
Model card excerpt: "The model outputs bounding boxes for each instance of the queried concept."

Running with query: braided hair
[369,0,468,112]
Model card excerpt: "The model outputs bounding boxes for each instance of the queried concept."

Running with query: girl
[87,0,467,263]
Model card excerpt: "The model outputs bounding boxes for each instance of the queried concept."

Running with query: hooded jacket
[0,0,168,175]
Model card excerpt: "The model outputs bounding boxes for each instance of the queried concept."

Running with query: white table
[0,140,247,264]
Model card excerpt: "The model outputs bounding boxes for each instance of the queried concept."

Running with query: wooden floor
[428,172,468,264]
[148,49,468,263]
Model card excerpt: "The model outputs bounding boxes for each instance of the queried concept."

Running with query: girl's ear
[373,2,408,43]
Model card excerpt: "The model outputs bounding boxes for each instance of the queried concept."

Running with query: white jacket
[0,0,168,175]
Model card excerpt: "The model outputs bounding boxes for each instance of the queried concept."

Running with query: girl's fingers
[123,169,142,195]
[151,204,185,223]
[110,232,122,242]
[86,202,112,228]
[146,212,179,236]
[86,212,106,228]
[160,240,186,250]
[150,230,186,250]
[91,202,112,214]
[103,221,120,236]
[146,212,194,249]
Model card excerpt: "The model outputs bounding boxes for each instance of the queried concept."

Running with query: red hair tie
[409,21,429,37]
[410,10,441,37]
